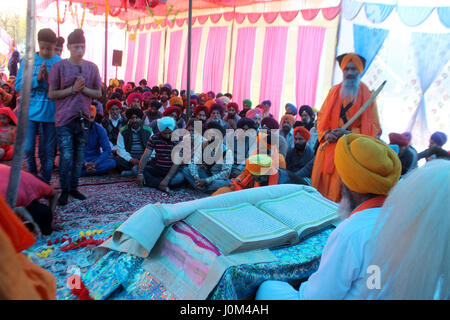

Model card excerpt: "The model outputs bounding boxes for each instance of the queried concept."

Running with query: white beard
[340,77,360,101]
[337,195,353,220]
[337,185,357,220]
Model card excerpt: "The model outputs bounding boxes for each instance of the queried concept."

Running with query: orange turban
[90,105,97,118]
[294,126,311,142]
[280,114,295,126]
[334,134,401,195]
[205,100,215,110]
[336,53,366,74]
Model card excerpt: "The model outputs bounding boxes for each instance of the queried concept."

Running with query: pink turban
[246,108,263,120]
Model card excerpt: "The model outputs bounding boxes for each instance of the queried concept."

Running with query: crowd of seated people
[0,29,448,301]
[0,31,448,244]
[2,73,449,201]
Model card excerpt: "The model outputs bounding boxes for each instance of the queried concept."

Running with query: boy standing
[16,28,61,184]
[49,29,102,205]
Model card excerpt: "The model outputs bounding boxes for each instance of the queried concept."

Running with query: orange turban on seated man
[334,134,401,195]
[247,154,277,176]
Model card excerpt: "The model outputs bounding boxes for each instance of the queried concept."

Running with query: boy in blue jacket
[15,28,62,184]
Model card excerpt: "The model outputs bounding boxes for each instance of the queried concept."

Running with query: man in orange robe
[0,195,56,299]
[311,53,381,203]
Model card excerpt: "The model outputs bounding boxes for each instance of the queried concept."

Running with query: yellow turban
[247,154,276,176]
[334,134,401,195]
[169,96,183,106]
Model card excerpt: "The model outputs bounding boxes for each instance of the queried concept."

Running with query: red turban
[294,126,311,142]
[227,102,240,112]
[163,106,182,117]
[189,99,197,107]
[261,117,279,130]
[0,107,17,125]
[126,92,142,106]
[194,105,209,118]
[123,84,132,92]
[389,133,409,147]
[105,99,122,111]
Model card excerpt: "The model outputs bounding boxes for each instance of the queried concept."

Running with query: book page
[198,203,293,241]
[256,191,338,233]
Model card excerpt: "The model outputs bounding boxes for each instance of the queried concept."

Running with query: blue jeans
[24,120,56,184]
[143,165,185,188]
[81,156,116,176]
[182,166,230,194]
[56,119,89,192]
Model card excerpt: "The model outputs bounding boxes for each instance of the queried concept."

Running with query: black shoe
[69,190,87,200]
[58,191,69,206]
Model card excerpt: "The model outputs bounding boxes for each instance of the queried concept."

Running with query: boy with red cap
[0,107,17,161]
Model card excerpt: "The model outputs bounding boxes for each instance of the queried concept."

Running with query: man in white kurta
[256,133,402,300]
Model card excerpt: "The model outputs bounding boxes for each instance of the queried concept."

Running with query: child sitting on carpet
[0,107,17,161]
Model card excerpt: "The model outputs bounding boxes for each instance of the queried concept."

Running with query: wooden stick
[319,80,387,151]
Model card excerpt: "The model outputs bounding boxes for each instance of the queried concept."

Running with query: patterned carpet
[19,170,209,298]
[49,173,208,231]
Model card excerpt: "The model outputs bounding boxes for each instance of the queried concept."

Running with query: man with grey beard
[256,134,401,300]
[311,53,381,203]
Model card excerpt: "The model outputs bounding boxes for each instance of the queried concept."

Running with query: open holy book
[183,190,339,255]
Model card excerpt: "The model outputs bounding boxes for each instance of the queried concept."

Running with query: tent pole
[104,11,108,100]
[186,0,192,120]
[6,0,36,208]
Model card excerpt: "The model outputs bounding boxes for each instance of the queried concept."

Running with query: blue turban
[285,103,297,115]
[430,131,447,147]
[262,100,272,107]
[157,116,176,132]
[163,83,172,91]
[191,95,200,104]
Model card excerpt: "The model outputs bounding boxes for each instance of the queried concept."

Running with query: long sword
[319,80,387,151]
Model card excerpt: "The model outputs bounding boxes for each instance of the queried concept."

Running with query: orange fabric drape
[0,195,56,300]
[311,82,380,202]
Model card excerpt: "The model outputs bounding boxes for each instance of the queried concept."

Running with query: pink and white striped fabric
[180,28,203,91]
[259,26,289,120]
[202,26,228,93]
[166,30,183,87]
[124,38,136,83]
[295,26,326,117]
[134,33,148,82]
[147,31,162,87]
[232,27,257,107]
